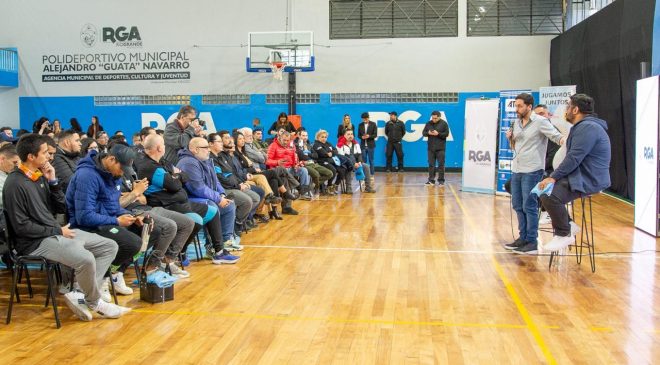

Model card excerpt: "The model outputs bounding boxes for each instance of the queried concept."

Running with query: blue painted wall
[20,91,498,168]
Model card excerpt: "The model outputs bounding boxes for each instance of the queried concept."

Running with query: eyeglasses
[197,146,209,149]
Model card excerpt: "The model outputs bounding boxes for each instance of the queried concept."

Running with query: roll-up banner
[462,98,500,194]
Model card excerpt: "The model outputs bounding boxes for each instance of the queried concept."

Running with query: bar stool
[548,194,596,272]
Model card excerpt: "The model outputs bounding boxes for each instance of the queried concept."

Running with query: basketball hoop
[269,61,286,80]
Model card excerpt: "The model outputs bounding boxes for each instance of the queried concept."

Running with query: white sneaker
[168,262,190,278]
[539,211,552,225]
[63,291,93,321]
[224,239,243,252]
[89,299,131,319]
[111,272,134,295]
[544,235,575,251]
[101,278,112,303]
[570,221,581,237]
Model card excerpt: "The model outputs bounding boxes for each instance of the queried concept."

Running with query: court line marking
[240,244,659,260]
[448,183,557,365]
[0,303,554,330]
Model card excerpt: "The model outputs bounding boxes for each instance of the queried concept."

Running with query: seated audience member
[33,117,51,135]
[52,119,62,137]
[337,130,376,194]
[312,129,345,195]
[110,134,127,145]
[131,133,141,147]
[66,144,156,295]
[267,131,312,211]
[4,134,128,320]
[69,118,83,135]
[295,129,333,195]
[205,132,258,230]
[240,127,267,169]
[176,138,242,250]
[96,131,109,153]
[0,127,17,143]
[223,132,266,227]
[133,126,156,154]
[80,138,99,156]
[116,146,194,278]
[45,137,57,162]
[52,129,82,193]
[252,128,270,151]
[135,134,239,263]
[221,133,291,220]
[267,112,296,137]
[0,144,19,210]
[537,94,611,251]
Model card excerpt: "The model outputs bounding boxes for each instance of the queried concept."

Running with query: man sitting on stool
[537,94,611,251]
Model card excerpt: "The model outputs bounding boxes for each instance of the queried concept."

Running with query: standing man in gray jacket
[164,105,204,165]
[504,93,565,255]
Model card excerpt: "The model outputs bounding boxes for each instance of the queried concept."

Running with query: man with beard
[52,129,82,193]
[537,94,611,251]
[504,93,564,255]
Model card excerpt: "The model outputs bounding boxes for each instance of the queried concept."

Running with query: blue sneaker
[180,255,190,267]
[212,250,240,265]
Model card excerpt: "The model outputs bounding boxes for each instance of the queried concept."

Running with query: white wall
[0,0,554,127]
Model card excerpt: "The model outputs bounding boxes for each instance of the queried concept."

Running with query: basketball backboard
[246,31,314,73]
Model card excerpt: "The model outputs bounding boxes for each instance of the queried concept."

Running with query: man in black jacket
[384,111,406,172]
[163,105,204,165]
[422,111,450,185]
[52,129,81,193]
[3,134,128,321]
[358,112,377,176]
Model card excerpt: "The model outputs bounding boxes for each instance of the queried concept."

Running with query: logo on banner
[643,146,655,161]
[80,24,98,48]
[505,99,516,112]
[468,150,491,164]
[103,26,142,47]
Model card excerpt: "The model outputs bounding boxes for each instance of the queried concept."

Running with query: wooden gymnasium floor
[0,172,658,364]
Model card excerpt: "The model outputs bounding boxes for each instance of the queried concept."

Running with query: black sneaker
[425,180,435,185]
[504,237,526,250]
[282,207,299,215]
[513,242,538,255]
[437,180,445,185]
[385,168,392,173]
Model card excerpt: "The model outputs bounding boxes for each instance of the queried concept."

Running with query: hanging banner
[462,98,499,194]
[539,85,576,135]
[496,90,530,195]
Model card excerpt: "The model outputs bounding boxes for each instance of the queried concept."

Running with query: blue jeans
[510,170,543,243]
[362,145,375,175]
[206,200,236,242]
[288,167,311,186]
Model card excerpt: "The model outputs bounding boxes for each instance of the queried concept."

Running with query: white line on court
[242,244,659,259]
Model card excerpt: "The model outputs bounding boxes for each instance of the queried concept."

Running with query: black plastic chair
[3,211,62,328]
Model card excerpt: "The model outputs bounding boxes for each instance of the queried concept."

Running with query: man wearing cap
[385,111,406,172]
[357,112,377,176]
[66,144,163,295]
[422,111,450,185]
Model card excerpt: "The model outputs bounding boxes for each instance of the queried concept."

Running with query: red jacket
[266,139,298,168]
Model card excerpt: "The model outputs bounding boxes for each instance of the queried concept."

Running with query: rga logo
[643,146,654,161]
[468,150,491,164]
[103,26,142,47]
[80,23,98,48]
[368,110,454,143]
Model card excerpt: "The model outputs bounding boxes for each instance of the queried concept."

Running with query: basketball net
[269,61,286,80]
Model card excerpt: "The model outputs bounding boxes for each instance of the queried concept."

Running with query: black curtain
[550,0,655,201]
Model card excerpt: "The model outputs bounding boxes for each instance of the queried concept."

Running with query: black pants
[386,141,404,169]
[539,178,581,236]
[93,225,145,267]
[427,149,446,182]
